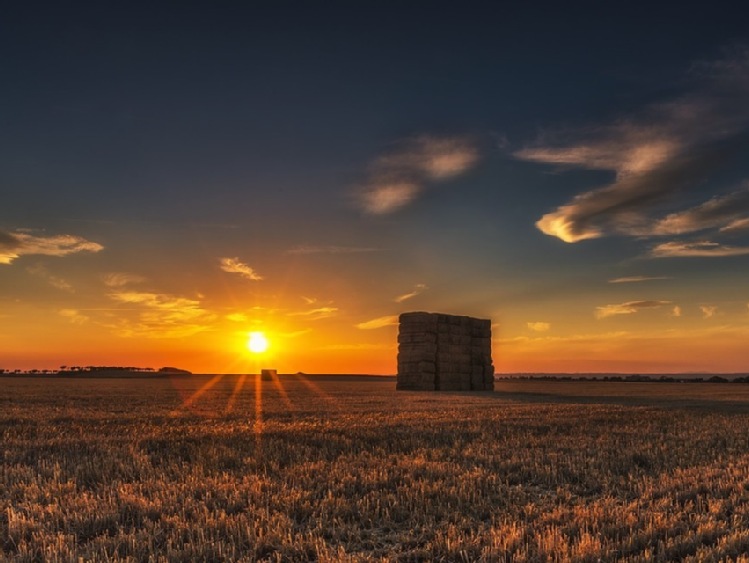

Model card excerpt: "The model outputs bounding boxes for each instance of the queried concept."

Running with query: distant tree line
[498,374,749,383]
[0,366,191,376]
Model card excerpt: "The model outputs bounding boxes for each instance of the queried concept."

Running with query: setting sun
[247,331,269,354]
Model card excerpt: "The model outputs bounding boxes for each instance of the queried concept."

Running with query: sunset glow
[2,5,749,376]
[247,332,269,354]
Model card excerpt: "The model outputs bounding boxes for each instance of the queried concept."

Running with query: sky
[2,2,749,374]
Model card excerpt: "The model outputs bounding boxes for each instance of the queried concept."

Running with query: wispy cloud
[357,135,480,214]
[219,257,263,281]
[595,300,671,319]
[287,245,380,255]
[280,329,312,338]
[672,306,682,317]
[516,48,749,243]
[317,343,392,351]
[394,283,428,303]
[355,315,399,329]
[225,313,248,322]
[701,305,717,319]
[652,185,749,235]
[102,272,145,287]
[651,241,749,257]
[527,322,551,332]
[608,275,672,283]
[0,229,103,264]
[59,309,89,324]
[287,307,338,321]
[721,217,749,233]
[27,263,74,292]
[107,290,216,338]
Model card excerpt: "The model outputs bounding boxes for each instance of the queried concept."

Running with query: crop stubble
[3,377,749,561]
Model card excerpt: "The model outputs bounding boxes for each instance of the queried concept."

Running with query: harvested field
[3,376,749,561]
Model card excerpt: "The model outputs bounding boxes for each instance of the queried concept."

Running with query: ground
[3,375,749,561]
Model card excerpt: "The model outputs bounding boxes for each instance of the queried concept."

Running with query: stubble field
[3,375,749,561]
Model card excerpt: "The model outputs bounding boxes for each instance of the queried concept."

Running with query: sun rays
[170,374,225,415]
[294,373,340,407]
[225,373,248,414]
[170,371,336,419]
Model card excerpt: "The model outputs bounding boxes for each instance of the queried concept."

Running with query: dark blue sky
[3,2,749,373]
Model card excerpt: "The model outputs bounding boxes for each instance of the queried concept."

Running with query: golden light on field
[247,331,269,354]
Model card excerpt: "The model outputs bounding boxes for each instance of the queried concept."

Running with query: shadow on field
[489,387,749,414]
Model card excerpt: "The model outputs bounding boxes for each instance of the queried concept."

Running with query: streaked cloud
[595,300,671,319]
[102,272,145,287]
[651,241,749,258]
[107,290,216,338]
[287,307,338,321]
[219,257,263,281]
[359,183,420,214]
[527,322,551,332]
[225,313,248,322]
[357,135,479,214]
[652,185,749,235]
[516,48,749,243]
[27,263,74,292]
[608,275,672,284]
[355,315,399,329]
[318,343,393,351]
[394,283,428,303]
[721,217,749,233]
[0,229,103,264]
[108,291,199,309]
[287,245,380,255]
[499,331,630,345]
[59,309,89,324]
[279,329,312,338]
[701,305,717,319]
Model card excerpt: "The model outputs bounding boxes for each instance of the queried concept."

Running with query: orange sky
[3,7,749,374]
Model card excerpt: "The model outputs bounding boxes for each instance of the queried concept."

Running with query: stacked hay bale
[397,312,494,391]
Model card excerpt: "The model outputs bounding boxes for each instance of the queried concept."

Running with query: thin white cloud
[357,135,480,214]
[608,275,672,283]
[595,300,671,319]
[527,322,551,332]
[672,306,682,317]
[219,257,263,281]
[394,283,428,303]
[516,48,749,243]
[651,241,749,258]
[701,305,717,319]
[59,309,89,324]
[102,272,145,287]
[287,245,380,255]
[0,229,103,264]
[355,315,399,330]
